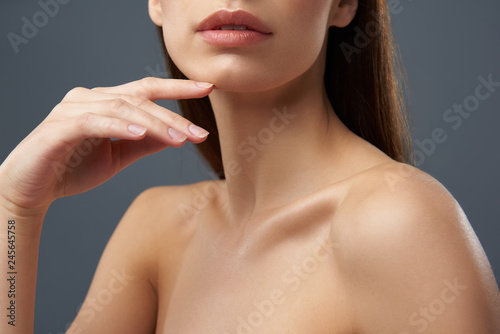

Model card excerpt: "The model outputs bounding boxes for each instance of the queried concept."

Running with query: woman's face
[149,0,356,92]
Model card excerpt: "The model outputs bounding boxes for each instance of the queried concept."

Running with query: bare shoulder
[129,179,223,221]
[66,181,222,333]
[331,161,500,333]
[338,161,466,228]
[335,161,475,234]
[124,180,224,283]
[126,179,225,241]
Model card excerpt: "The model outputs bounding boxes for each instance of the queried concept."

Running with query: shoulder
[127,180,224,222]
[123,180,225,240]
[332,162,500,333]
[331,161,463,247]
[119,180,224,282]
[66,181,222,332]
[338,161,465,234]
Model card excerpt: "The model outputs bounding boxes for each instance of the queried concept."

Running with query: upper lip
[196,9,272,34]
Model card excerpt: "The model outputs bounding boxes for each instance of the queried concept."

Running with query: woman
[1,0,499,333]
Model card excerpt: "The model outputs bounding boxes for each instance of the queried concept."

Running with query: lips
[197,9,272,34]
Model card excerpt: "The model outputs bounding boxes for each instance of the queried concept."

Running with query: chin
[170,51,291,92]
[210,76,274,92]
[180,63,294,93]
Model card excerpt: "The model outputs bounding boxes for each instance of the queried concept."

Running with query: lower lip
[198,30,271,47]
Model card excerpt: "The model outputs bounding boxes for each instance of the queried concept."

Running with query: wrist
[0,196,48,236]
[0,171,51,221]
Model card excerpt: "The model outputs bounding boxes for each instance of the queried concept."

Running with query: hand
[0,77,214,216]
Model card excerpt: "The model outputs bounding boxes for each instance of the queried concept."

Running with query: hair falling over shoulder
[155,0,416,179]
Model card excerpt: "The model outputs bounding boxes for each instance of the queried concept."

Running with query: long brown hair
[155,0,415,179]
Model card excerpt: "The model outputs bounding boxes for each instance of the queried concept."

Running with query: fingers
[51,99,208,147]
[91,77,214,101]
[57,90,206,139]
[56,79,212,144]
[49,112,149,146]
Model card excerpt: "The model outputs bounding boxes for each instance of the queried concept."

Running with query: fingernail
[168,128,187,142]
[188,124,209,138]
[128,124,147,135]
[195,81,214,89]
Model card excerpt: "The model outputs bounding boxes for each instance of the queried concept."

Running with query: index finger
[92,77,214,101]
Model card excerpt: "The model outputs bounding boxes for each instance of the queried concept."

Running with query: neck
[207,57,357,223]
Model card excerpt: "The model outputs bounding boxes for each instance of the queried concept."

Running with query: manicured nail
[128,124,147,135]
[188,124,209,138]
[195,81,214,89]
[168,127,187,142]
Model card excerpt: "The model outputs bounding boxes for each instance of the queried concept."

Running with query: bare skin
[1,0,499,333]
[64,154,500,333]
[0,74,499,334]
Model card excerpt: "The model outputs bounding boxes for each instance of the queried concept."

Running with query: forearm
[0,206,45,334]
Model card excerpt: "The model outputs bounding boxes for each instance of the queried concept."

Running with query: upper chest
[154,202,357,334]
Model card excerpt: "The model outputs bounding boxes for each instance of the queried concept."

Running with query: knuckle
[167,112,182,124]
[139,77,159,93]
[64,86,87,100]
[75,112,93,131]
[97,117,114,132]
[75,113,114,135]
[136,97,151,108]
[150,116,169,131]
[140,76,155,85]
[127,95,150,108]
[108,98,128,113]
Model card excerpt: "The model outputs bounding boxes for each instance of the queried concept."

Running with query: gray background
[0,0,499,332]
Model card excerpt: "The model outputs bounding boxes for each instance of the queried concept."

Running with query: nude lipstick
[196,9,272,47]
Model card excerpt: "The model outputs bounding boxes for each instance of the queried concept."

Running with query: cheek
[282,0,331,46]
[162,26,192,74]
[266,3,331,76]
[160,2,193,70]
[286,0,331,28]
[160,1,215,82]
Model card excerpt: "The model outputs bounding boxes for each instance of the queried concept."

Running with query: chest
[155,221,356,333]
